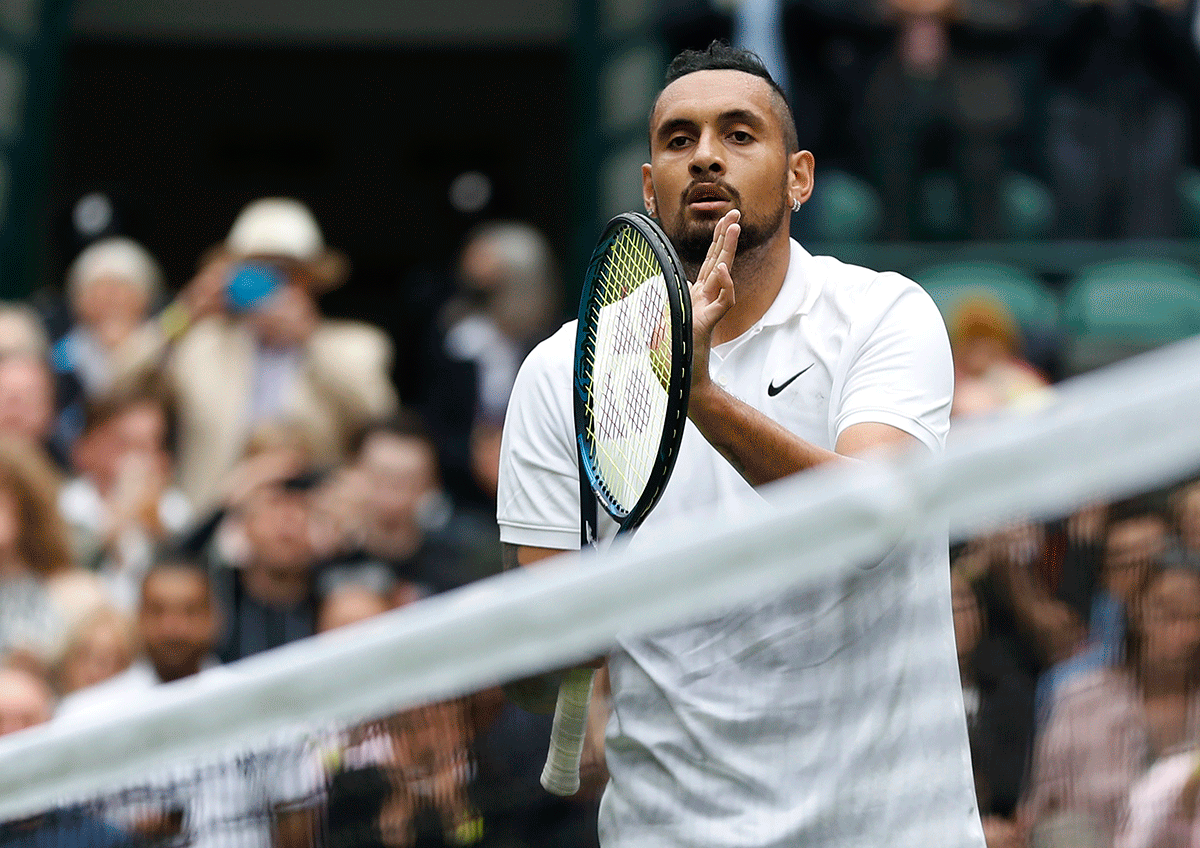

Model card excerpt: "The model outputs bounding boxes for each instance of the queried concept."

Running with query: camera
[225,263,283,312]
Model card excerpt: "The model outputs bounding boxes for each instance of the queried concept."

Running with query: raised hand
[690,209,740,393]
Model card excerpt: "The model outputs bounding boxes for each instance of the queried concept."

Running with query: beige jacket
[168,316,397,509]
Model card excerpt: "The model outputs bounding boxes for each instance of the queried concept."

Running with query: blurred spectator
[0,303,49,358]
[51,237,165,400]
[56,557,219,717]
[0,664,54,736]
[1171,478,1200,555]
[1023,548,1200,846]
[1037,498,1171,724]
[209,467,319,663]
[732,0,792,101]
[1195,0,1200,53]
[319,414,492,600]
[468,419,503,505]
[173,420,314,571]
[1074,499,1168,659]
[168,198,398,509]
[967,522,1085,681]
[949,296,1051,418]
[0,354,68,471]
[1116,746,1200,848]
[427,222,558,507]
[0,307,86,468]
[52,554,320,848]
[0,436,100,669]
[317,583,483,848]
[951,565,1036,841]
[52,606,136,698]
[1036,0,1200,238]
[306,463,369,564]
[860,0,1036,240]
[316,582,393,632]
[0,665,137,848]
[60,381,191,612]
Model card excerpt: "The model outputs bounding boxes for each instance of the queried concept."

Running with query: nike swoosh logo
[767,364,814,397]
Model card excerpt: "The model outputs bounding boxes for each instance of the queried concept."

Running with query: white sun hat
[221,197,348,291]
[67,237,163,304]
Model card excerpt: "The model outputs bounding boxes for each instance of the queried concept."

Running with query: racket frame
[572,211,693,539]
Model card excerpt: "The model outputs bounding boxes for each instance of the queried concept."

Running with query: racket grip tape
[540,667,597,796]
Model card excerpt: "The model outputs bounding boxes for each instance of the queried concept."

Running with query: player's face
[643,70,810,266]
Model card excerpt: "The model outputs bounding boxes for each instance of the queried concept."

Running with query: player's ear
[789,151,815,207]
[642,163,657,218]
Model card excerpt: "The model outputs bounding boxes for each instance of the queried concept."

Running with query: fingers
[695,209,740,285]
[700,223,739,303]
[711,260,735,311]
[720,220,740,269]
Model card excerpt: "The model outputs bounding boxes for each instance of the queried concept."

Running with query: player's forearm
[688,380,850,486]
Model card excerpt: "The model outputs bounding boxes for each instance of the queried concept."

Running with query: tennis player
[497,42,985,848]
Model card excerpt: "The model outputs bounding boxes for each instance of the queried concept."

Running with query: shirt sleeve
[834,273,954,453]
[496,332,581,551]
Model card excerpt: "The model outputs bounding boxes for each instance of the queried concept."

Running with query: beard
[667,182,789,269]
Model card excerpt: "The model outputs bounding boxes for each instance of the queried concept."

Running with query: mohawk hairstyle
[656,41,799,154]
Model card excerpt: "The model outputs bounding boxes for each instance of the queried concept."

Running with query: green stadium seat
[912,261,1060,338]
[917,170,961,241]
[915,171,1056,241]
[803,169,883,243]
[1062,259,1200,374]
[1000,172,1056,241]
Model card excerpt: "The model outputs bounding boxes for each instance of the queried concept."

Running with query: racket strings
[582,227,675,514]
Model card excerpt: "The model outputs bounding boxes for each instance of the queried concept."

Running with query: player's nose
[689,131,725,176]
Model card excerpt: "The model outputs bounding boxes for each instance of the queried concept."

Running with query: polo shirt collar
[757,238,823,328]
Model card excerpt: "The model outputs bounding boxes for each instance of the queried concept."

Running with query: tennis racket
[540,212,693,796]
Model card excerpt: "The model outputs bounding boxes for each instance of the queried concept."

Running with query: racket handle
[540,667,597,796]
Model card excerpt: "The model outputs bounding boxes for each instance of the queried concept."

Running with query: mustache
[682,180,741,205]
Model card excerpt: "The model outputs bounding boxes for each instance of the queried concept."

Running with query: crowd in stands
[0,197,598,848]
[943,296,1200,848]
[664,0,1200,241]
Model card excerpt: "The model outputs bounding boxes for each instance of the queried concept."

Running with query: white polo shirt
[498,239,984,848]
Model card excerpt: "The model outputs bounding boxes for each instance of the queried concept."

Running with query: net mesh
[6,337,1200,847]
[581,225,673,514]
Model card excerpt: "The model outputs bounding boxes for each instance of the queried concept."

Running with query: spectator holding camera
[167,198,398,510]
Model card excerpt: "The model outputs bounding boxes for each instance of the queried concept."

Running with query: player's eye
[666,134,692,149]
[729,130,753,143]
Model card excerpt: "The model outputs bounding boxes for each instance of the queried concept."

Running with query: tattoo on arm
[501,542,521,573]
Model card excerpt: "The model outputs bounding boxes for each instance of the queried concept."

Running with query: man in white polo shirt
[497,42,984,848]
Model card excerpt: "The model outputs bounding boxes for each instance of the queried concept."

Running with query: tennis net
[5,335,1200,847]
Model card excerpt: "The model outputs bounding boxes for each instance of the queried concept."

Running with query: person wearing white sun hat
[166,198,398,510]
